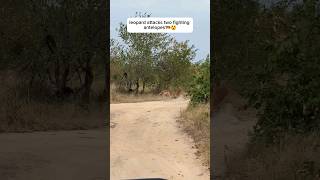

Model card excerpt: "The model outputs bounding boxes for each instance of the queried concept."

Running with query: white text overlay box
[127,17,193,33]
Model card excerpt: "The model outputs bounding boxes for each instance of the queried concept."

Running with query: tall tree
[117,12,171,93]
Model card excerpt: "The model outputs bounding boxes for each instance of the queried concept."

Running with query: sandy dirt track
[212,90,256,179]
[0,130,107,180]
[110,98,209,180]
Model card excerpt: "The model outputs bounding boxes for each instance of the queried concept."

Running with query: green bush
[250,1,320,143]
[214,0,320,144]
[188,55,210,105]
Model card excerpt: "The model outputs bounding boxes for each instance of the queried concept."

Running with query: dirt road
[212,90,256,179]
[110,97,209,180]
[0,130,107,180]
[0,98,208,180]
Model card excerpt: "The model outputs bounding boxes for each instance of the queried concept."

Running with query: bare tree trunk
[135,79,139,94]
[55,58,60,89]
[61,63,70,90]
[83,54,94,104]
[104,53,109,98]
[142,80,145,94]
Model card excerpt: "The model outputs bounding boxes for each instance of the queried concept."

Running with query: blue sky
[110,0,210,62]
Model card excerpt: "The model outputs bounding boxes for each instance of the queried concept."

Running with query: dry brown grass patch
[110,92,168,104]
[0,89,105,132]
[179,103,210,167]
[110,84,170,103]
[225,134,320,180]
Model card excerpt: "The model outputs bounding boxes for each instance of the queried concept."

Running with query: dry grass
[111,91,167,104]
[215,87,320,179]
[110,84,169,104]
[179,103,210,167]
[0,71,106,133]
[225,134,320,180]
[0,93,106,132]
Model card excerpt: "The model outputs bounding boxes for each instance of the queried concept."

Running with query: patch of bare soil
[212,89,257,179]
[0,130,107,180]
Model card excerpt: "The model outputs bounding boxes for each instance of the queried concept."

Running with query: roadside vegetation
[0,1,107,132]
[110,84,168,103]
[213,0,320,179]
[180,104,210,166]
[180,56,210,167]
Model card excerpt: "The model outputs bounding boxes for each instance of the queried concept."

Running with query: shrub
[188,55,210,105]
